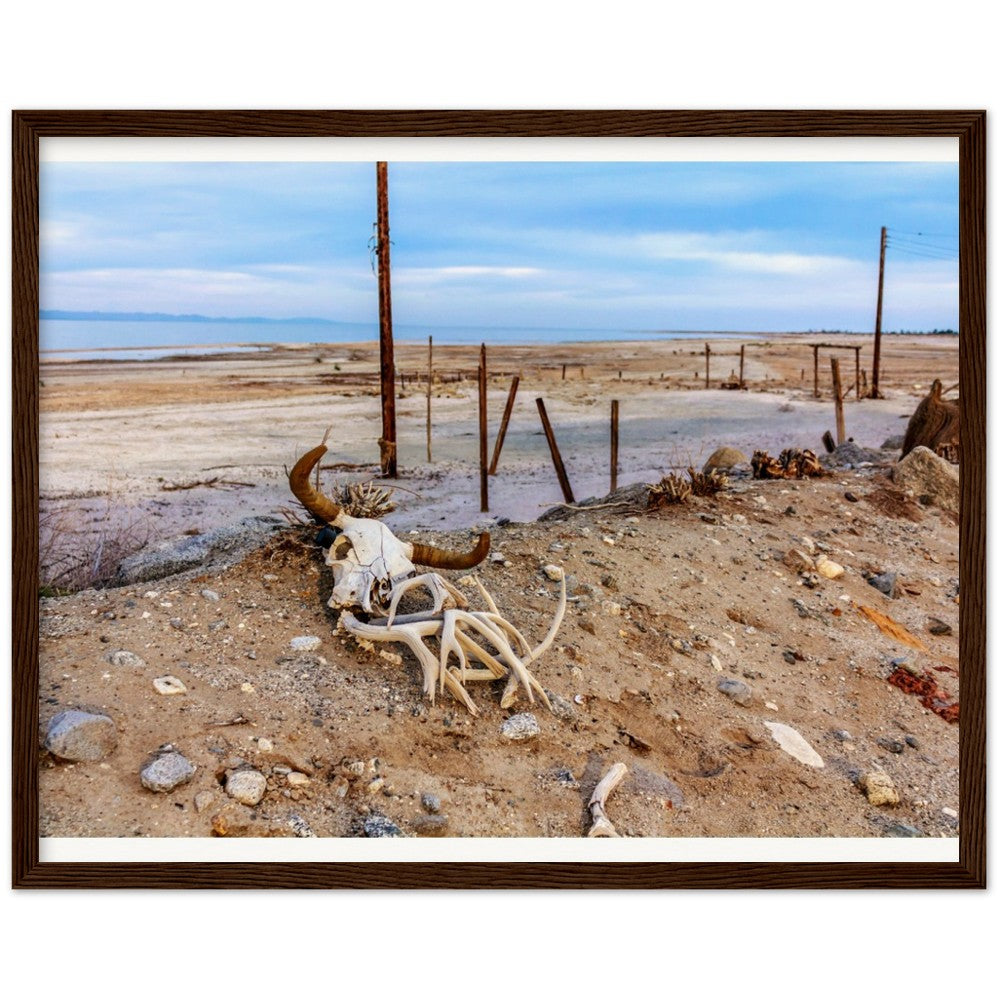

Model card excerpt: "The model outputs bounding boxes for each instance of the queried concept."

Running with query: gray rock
[420,793,441,814]
[886,822,925,837]
[904,735,920,749]
[288,813,316,838]
[290,636,322,652]
[877,737,906,754]
[44,710,118,762]
[702,447,747,474]
[141,750,196,792]
[200,589,220,601]
[881,435,905,451]
[927,617,953,636]
[410,814,449,837]
[545,691,578,721]
[867,571,899,599]
[892,446,959,514]
[193,790,216,813]
[114,515,286,585]
[823,441,886,468]
[500,713,541,741]
[364,814,403,838]
[225,769,267,806]
[105,649,145,668]
[717,677,753,706]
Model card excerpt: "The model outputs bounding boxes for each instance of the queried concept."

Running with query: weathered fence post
[812,345,820,399]
[854,346,861,400]
[739,344,746,388]
[536,398,575,503]
[489,375,520,475]
[610,400,619,493]
[426,335,433,462]
[831,357,846,444]
[704,343,711,389]
[479,344,488,512]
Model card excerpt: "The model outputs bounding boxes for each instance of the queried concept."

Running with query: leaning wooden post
[536,398,575,503]
[478,343,488,512]
[610,400,619,493]
[812,345,820,399]
[426,335,433,462]
[831,357,846,444]
[488,375,520,475]
[739,344,746,388]
[704,343,711,389]
[854,346,861,401]
[870,224,887,398]
[375,161,397,478]
[561,363,567,380]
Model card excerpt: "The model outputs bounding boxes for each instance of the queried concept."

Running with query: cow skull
[289,433,490,615]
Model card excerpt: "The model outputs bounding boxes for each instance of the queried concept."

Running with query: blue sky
[40,160,959,331]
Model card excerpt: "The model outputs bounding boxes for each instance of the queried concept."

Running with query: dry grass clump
[687,467,728,496]
[333,481,397,519]
[648,473,692,508]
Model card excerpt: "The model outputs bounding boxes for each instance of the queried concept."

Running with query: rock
[927,617,953,636]
[764,722,824,768]
[717,677,753,706]
[287,772,310,787]
[152,675,187,695]
[859,771,899,806]
[542,564,564,581]
[886,822,925,837]
[877,737,906,754]
[831,729,853,742]
[545,691,577,721]
[782,549,815,573]
[225,769,267,806]
[201,589,220,601]
[44,710,118,762]
[892,446,959,514]
[703,447,747,474]
[904,735,920,749]
[364,814,402,838]
[257,737,274,752]
[194,790,216,813]
[815,556,844,580]
[881,435,905,451]
[867,571,898,598]
[141,749,196,792]
[942,806,958,819]
[410,815,449,837]
[289,814,315,838]
[105,649,145,668]
[114,515,286,585]
[824,441,885,468]
[421,792,441,814]
[290,636,322,652]
[500,713,541,741]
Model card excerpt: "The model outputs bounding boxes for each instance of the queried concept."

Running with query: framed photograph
[12,110,985,889]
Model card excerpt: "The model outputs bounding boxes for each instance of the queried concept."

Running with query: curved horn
[288,437,342,524]
[407,532,491,570]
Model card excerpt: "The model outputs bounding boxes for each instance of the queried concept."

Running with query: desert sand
[36,333,961,841]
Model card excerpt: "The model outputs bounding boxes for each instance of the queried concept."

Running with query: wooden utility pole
[831,357,846,444]
[536,398,575,503]
[375,162,397,477]
[739,344,746,388]
[704,343,711,388]
[610,400,619,493]
[812,345,820,398]
[853,345,861,401]
[870,225,887,398]
[489,375,520,475]
[426,335,433,462]
[478,344,488,511]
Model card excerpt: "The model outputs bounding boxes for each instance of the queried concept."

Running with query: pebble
[289,814,316,838]
[927,617,952,636]
[942,807,958,819]
[194,790,216,813]
[152,675,187,696]
[421,792,441,814]
[141,750,196,792]
[764,722,824,768]
[832,729,853,742]
[877,737,906,754]
[717,677,753,706]
[815,556,845,580]
[546,691,577,721]
[500,713,541,741]
[201,589,220,601]
[367,778,385,795]
[257,737,274,752]
[290,636,322,652]
[783,549,814,573]
[410,814,449,837]
[44,710,118,762]
[542,564,564,581]
[225,769,267,806]
[765,701,779,711]
[867,571,898,598]
[104,649,145,668]
[709,654,723,672]
[287,772,311,787]
[859,771,899,806]
[364,814,402,838]
[886,822,925,837]
[904,735,920,749]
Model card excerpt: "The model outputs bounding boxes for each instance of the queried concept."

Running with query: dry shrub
[688,467,728,496]
[648,474,692,509]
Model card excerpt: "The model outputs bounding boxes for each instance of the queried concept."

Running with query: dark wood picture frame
[11,110,986,889]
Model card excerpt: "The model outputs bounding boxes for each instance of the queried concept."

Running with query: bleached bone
[386,573,467,625]
[587,762,628,838]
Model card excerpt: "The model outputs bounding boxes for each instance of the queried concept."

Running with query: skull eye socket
[331,535,353,559]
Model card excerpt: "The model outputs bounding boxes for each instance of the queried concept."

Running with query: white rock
[290,635,322,652]
[257,737,274,752]
[152,675,187,696]
[226,769,267,806]
[542,564,564,581]
[765,701,779,711]
[942,806,958,818]
[105,649,145,668]
[288,771,311,787]
[764,722,824,768]
[501,713,541,741]
[710,654,723,672]
[815,556,845,580]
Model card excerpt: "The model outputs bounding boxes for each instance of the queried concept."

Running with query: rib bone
[587,762,628,838]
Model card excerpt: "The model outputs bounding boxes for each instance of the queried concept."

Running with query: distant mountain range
[41,310,337,325]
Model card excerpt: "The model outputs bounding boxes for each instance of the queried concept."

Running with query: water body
[40,317,764,361]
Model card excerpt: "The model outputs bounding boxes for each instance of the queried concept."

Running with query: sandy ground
[36,333,961,840]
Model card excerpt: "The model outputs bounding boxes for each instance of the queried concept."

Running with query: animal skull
[325,514,416,614]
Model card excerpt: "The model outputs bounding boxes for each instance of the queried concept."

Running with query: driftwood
[901,379,960,462]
